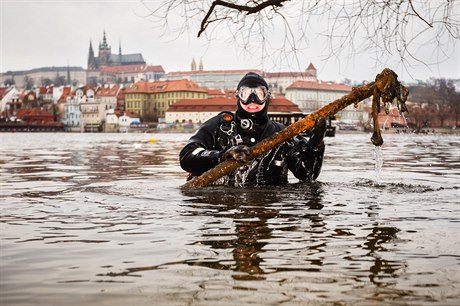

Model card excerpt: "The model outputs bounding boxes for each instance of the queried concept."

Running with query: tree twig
[198,0,289,37]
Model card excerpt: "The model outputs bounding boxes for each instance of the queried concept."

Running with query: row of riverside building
[1,64,372,132]
[0,31,374,132]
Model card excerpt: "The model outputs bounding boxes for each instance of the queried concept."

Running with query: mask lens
[254,87,266,100]
[238,87,252,101]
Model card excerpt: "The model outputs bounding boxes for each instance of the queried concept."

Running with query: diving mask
[237,86,270,105]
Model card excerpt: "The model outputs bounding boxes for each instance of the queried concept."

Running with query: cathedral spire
[88,40,94,57]
[191,57,197,71]
[66,62,71,85]
[101,30,109,49]
[87,39,97,70]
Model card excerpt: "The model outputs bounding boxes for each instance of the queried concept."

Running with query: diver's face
[239,100,266,113]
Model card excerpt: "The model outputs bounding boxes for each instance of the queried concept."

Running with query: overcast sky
[1,0,459,83]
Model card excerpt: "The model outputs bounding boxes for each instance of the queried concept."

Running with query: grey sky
[1,0,459,83]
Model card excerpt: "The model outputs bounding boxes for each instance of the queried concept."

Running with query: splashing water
[400,111,410,130]
[382,104,392,131]
[374,145,384,184]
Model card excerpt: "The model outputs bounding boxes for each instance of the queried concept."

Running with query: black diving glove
[222,145,252,163]
[307,116,327,150]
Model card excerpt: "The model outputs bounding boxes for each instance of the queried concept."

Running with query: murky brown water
[1,132,459,306]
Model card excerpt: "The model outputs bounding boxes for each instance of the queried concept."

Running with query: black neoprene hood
[237,72,269,90]
[236,72,270,125]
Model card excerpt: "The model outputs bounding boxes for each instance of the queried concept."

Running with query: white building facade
[79,88,100,131]
[286,81,364,123]
[64,89,82,131]
[162,69,262,90]
[265,63,319,95]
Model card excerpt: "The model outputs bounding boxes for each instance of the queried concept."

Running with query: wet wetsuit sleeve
[286,136,325,181]
[179,117,223,176]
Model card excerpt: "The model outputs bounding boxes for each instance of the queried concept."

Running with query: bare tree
[407,103,435,132]
[427,78,460,127]
[3,78,15,86]
[24,76,34,90]
[143,0,459,72]
[428,78,460,127]
[408,78,459,128]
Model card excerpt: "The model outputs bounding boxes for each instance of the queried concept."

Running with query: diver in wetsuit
[179,72,326,186]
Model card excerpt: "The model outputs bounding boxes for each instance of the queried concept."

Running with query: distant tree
[407,103,435,132]
[427,78,459,127]
[3,78,15,86]
[54,75,66,87]
[87,77,98,87]
[24,76,34,90]
[142,112,158,123]
[145,0,459,70]
[451,91,460,127]
[42,78,53,86]
[143,104,158,122]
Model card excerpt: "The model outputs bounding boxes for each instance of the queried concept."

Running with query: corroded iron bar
[183,68,407,189]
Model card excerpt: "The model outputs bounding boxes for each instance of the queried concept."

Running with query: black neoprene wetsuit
[179,111,325,186]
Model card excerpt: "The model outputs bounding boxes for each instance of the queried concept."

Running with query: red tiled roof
[15,108,54,121]
[110,110,139,118]
[124,81,149,93]
[46,86,54,94]
[207,89,225,96]
[113,109,139,118]
[98,64,164,73]
[37,86,47,94]
[270,97,303,113]
[96,85,121,97]
[22,90,37,102]
[124,79,207,94]
[287,81,352,92]
[306,62,316,70]
[124,111,140,118]
[166,97,301,113]
[58,86,73,103]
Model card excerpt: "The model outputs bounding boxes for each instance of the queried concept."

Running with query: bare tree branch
[408,0,433,28]
[143,0,459,75]
[198,0,289,37]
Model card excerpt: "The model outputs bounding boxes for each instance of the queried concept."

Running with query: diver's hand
[222,145,252,163]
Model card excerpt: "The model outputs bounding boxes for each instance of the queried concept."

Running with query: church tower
[66,64,71,85]
[87,40,98,70]
[305,62,317,78]
[191,57,197,71]
[98,30,112,67]
[118,41,122,64]
[199,58,203,71]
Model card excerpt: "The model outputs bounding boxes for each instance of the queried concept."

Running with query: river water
[0,132,459,306]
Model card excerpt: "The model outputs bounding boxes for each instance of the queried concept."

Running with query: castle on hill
[87,31,146,70]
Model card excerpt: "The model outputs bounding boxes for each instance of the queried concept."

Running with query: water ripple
[1,132,459,305]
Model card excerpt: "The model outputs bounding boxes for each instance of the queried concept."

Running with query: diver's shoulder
[270,120,286,131]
